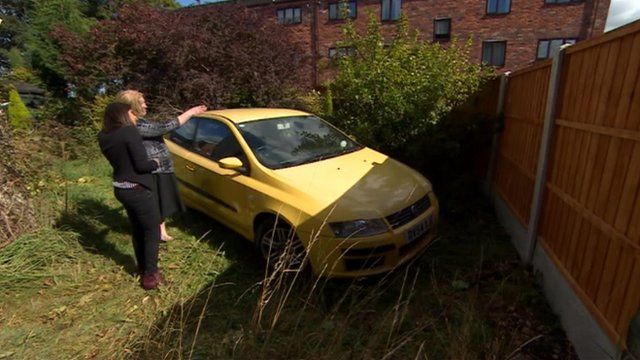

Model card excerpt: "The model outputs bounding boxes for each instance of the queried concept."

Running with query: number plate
[405,215,434,243]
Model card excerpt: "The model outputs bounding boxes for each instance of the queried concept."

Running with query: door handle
[185,163,196,171]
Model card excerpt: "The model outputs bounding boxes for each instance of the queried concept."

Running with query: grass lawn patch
[0,154,576,359]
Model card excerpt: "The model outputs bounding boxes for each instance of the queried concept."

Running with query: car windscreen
[236,116,363,169]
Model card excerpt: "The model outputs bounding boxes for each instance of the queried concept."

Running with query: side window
[329,1,356,20]
[482,41,507,67]
[433,18,451,41]
[277,8,301,24]
[169,118,199,149]
[486,0,510,14]
[381,0,401,20]
[537,38,576,59]
[194,119,249,170]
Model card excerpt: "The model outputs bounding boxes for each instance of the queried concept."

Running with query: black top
[98,125,158,190]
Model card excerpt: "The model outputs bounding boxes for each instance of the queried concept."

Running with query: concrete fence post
[484,73,510,197]
[524,45,568,264]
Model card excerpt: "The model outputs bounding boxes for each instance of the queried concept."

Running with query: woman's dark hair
[103,102,133,131]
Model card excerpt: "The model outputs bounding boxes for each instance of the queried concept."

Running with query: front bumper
[301,197,439,278]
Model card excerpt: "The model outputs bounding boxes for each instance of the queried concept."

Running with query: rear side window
[169,118,199,148]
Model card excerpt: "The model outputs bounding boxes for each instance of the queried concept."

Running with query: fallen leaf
[77,176,93,184]
[47,306,67,320]
[451,280,470,290]
[78,293,93,306]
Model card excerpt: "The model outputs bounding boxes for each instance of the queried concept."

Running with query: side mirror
[219,157,244,170]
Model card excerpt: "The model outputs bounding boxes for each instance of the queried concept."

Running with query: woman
[98,102,162,290]
[115,90,207,241]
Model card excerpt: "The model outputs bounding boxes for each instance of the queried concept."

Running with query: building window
[537,38,576,59]
[329,46,355,58]
[433,18,451,41]
[277,8,301,24]
[381,0,401,21]
[482,41,506,67]
[486,0,510,14]
[329,1,357,20]
[545,0,581,4]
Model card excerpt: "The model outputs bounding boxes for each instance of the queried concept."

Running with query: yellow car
[166,108,439,278]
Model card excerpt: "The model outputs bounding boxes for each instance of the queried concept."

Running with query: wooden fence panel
[537,22,640,345]
[493,62,551,228]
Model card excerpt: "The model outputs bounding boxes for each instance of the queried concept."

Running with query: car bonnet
[270,147,432,220]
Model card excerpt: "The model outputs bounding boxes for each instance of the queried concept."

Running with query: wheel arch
[252,211,295,242]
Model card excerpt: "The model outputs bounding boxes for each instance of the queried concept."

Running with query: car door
[187,117,255,235]
[166,117,203,208]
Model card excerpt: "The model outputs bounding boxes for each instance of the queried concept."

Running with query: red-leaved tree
[54,3,309,109]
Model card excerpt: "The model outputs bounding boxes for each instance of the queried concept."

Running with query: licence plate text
[405,215,434,243]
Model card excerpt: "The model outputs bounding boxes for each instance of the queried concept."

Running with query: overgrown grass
[0,153,576,359]
[0,157,230,359]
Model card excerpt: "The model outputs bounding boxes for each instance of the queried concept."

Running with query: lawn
[0,153,576,359]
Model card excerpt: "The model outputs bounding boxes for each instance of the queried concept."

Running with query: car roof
[199,108,312,124]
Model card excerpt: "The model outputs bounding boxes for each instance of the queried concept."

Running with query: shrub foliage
[328,16,489,156]
[7,86,32,130]
[24,0,95,93]
[54,3,309,110]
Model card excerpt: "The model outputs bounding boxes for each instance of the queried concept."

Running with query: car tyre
[256,219,307,272]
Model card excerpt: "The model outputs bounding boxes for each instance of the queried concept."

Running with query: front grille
[385,195,431,229]
[342,244,395,257]
[344,256,385,271]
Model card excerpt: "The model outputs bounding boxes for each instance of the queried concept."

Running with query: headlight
[329,219,388,238]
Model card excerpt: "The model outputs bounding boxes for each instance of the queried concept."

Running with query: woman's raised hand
[188,105,208,116]
[178,105,208,125]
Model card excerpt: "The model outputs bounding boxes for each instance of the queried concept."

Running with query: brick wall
[251,2,317,85]
[192,0,610,86]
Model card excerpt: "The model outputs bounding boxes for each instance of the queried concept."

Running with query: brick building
[189,0,610,87]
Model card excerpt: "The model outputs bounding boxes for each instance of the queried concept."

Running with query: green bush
[6,67,43,86]
[80,93,115,130]
[328,15,489,155]
[294,90,326,115]
[4,47,26,68]
[7,87,32,130]
[32,95,67,122]
[24,0,95,93]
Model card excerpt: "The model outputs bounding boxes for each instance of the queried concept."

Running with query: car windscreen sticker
[276,122,291,130]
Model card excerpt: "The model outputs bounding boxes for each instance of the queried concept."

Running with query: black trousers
[114,187,160,275]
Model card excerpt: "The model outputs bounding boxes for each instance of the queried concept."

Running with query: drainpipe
[589,0,601,37]
[310,0,319,88]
